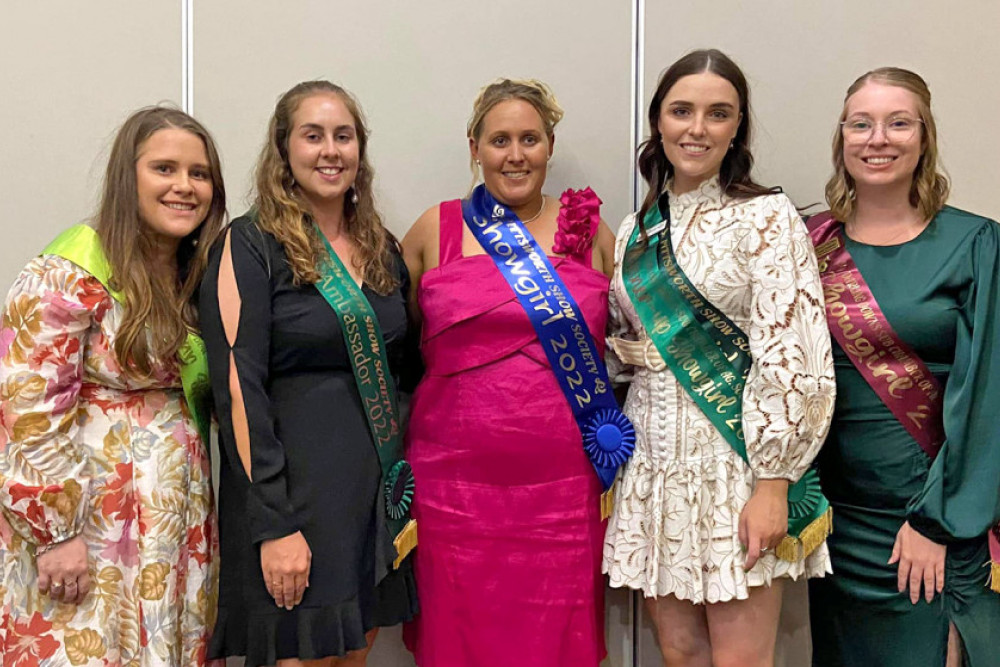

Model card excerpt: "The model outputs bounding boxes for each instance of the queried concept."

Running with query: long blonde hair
[253,80,397,293]
[96,106,226,379]
[826,67,950,222]
[466,78,564,192]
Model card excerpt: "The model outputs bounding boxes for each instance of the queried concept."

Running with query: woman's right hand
[37,536,90,604]
[261,531,311,610]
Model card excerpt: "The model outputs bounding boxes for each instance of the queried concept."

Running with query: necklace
[521,196,547,224]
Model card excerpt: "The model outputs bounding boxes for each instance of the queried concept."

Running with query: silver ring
[51,582,64,590]
[759,546,771,554]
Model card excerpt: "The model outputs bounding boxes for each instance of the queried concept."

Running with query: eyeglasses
[840,115,923,145]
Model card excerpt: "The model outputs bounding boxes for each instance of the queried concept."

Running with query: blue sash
[462,184,634,491]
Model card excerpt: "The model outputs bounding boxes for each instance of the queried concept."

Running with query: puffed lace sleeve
[606,213,638,385]
[0,255,106,547]
[741,195,836,481]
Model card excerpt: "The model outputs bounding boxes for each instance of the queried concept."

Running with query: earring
[729,139,735,150]
[476,159,481,166]
[351,188,359,205]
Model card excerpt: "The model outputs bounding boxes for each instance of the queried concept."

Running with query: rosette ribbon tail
[582,409,636,519]
[775,469,833,562]
[988,525,1000,594]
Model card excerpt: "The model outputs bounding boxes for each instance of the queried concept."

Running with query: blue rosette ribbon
[582,408,636,470]
[384,460,415,521]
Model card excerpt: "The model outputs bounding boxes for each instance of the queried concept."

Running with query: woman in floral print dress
[0,106,227,666]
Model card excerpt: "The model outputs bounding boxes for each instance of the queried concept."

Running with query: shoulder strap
[438,200,464,265]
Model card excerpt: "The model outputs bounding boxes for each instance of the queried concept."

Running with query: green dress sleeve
[908,218,1000,543]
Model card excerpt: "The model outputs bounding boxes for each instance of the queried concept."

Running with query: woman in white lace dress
[603,49,836,667]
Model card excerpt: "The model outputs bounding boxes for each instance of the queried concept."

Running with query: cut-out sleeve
[0,256,101,547]
[741,195,837,482]
[203,220,299,545]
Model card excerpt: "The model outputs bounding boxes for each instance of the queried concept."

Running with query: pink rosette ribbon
[553,187,602,259]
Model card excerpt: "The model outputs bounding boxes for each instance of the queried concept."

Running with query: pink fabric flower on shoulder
[553,187,602,260]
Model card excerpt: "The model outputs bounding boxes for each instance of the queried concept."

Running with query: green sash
[42,225,212,444]
[621,197,831,562]
[313,225,416,567]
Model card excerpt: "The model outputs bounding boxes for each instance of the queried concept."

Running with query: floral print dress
[0,254,218,666]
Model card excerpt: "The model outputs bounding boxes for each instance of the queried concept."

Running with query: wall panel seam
[181,0,193,113]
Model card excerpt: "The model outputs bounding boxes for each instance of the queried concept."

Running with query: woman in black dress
[200,80,418,667]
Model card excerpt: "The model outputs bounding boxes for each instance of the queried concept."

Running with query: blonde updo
[466,78,564,187]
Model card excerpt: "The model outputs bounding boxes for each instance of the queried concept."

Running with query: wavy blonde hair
[826,67,950,222]
[253,80,397,293]
[466,78,564,192]
[97,106,227,379]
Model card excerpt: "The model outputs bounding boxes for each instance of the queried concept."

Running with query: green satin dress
[809,207,1000,666]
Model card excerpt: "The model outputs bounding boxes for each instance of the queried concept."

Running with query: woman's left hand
[888,521,946,604]
[739,479,789,570]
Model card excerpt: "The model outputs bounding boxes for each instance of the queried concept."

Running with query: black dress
[200,216,418,666]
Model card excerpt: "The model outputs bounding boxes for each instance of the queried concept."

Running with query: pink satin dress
[404,198,609,666]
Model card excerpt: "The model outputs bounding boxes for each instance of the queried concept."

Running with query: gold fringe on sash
[393,519,418,569]
[600,483,617,521]
[988,561,1000,594]
[776,507,834,563]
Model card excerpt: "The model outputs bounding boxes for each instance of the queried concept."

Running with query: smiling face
[135,127,213,247]
[470,98,552,212]
[842,81,923,194]
[287,92,360,212]
[657,71,742,195]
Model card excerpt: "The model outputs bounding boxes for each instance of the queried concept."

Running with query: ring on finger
[51,582,64,591]
[759,546,771,554]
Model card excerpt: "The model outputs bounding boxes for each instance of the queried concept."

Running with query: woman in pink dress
[401,78,616,666]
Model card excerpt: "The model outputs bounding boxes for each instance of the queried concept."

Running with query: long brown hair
[636,49,777,238]
[825,67,950,222]
[96,106,226,379]
[253,80,397,293]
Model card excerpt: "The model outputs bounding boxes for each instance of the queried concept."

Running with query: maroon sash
[808,212,1000,591]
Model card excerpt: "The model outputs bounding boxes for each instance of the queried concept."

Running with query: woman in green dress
[807,67,1000,666]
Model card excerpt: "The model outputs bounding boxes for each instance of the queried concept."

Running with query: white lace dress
[603,177,836,604]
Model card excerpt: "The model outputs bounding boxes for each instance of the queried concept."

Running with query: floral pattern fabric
[0,255,219,666]
[603,177,836,603]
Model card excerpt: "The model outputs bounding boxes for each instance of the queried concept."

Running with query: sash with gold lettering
[622,193,832,562]
[461,184,635,519]
[42,224,212,444]
[808,211,1000,591]
[313,225,416,567]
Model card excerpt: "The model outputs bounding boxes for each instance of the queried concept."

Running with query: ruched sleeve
[741,195,836,481]
[0,255,105,547]
[908,219,1000,543]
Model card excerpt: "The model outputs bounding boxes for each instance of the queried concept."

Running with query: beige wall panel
[637,1,1000,665]
[197,3,633,667]
[194,0,634,238]
[642,0,1000,220]
[0,3,182,291]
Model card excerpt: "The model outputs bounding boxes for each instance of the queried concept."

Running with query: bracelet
[35,539,70,557]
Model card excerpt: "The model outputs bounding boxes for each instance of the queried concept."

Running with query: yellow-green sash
[42,225,212,444]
